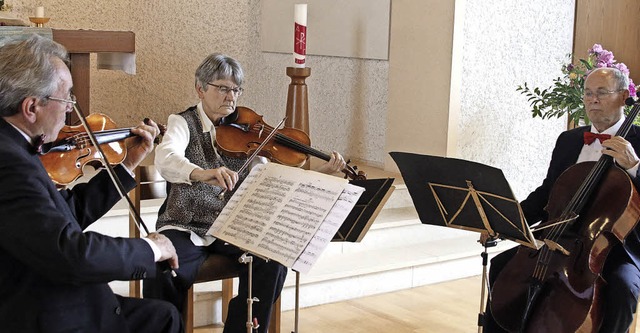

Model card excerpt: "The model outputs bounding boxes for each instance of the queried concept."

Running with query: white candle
[35,6,45,18]
[293,4,307,68]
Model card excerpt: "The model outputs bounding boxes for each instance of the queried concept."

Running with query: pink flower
[596,61,608,68]
[614,63,630,75]
[630,79,637,97]
[597,50,615,66]
[589,44,603,55]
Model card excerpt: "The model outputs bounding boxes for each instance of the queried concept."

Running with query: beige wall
[6,0,574,197]
[7,0,389,167]
[385,0,459,171]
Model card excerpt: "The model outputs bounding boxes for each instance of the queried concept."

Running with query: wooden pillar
[285,66,311,169]
[52,29,135,123]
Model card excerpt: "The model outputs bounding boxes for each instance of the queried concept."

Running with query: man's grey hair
[590,67,630,91]
[0,34,69,117]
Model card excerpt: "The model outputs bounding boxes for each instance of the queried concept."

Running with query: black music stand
[333,178,395,242]
[390,152,539,332]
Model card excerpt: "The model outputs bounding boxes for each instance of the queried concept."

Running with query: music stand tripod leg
[478,239,497,333]
[239,253,260,333]
[292,270,300,333]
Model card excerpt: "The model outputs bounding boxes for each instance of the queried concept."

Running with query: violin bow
[71,105,176,276]
[217,116,287,199]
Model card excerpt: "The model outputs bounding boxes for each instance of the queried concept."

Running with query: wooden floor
[195,275,640,333]
[196,275,485,333]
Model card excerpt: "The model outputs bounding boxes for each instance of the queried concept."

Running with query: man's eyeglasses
[583,89,622,100]
[207,83,244,96]
[47,94,77,106]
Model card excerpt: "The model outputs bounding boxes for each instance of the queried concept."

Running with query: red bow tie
[584,132,611,145]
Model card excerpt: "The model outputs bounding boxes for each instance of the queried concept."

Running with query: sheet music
[208,163,360,268]
[292,183,365,273]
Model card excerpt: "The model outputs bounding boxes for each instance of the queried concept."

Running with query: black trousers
[117,295,184,333]
[143,230,287,333]
[484,245,640,333]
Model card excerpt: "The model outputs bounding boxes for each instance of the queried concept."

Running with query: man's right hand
[147,232,179,270]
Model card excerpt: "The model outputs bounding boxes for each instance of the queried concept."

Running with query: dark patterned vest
[156,106,248,237]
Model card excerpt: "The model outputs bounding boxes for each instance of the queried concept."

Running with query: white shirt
[576,117,639,178]
[154,102,266,246]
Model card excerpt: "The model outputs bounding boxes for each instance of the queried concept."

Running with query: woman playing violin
[143,53,347,333]
[0,35,181,333]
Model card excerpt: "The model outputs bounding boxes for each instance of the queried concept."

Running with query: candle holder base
[29,17,49,27]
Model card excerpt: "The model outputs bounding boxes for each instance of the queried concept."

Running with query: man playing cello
[484,67,640,332]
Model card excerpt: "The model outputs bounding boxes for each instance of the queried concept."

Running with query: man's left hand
[602,136,640,170]
[122,119,160,171]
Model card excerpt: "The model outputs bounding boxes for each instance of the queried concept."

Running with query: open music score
[207,162,364,273]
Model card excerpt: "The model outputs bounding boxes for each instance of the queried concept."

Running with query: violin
[39,113,164,185]
[215,106,366,180]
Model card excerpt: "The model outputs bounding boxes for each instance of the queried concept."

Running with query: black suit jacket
[0,118,158,332]
[520,124,640,269]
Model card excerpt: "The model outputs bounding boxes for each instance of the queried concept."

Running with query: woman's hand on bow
[190,166,239,190]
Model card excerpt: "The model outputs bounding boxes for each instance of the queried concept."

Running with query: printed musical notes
[208,163,364,272]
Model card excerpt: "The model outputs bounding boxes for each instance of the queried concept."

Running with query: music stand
[333,178,395,242]
[290,178,395,333]
[390,152,539,332]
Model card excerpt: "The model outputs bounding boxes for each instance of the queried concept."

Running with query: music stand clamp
[390,152,540,332]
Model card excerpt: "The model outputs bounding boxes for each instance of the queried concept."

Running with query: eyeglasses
[47,94,77,106]
[583,89,622,100]
[206,83,244,96]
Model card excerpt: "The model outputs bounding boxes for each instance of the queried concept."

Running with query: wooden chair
[130,165,281,333]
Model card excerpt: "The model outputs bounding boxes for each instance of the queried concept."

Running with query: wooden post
[285,66,311,169]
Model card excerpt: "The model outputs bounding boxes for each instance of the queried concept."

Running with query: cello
[491,96,640,332]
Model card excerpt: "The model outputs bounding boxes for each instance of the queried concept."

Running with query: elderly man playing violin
[143,53,347,333]
[0,35,182,333]
[483,67,640,333]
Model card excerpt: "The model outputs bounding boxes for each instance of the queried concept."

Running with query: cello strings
[533,159,608,279]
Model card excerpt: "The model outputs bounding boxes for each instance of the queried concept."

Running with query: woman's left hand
[314,151,347,175]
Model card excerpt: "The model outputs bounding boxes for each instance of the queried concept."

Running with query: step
[187,231,516,327]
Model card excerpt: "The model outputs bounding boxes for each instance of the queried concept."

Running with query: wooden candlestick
[29,17,50,27]
[285,66,311,169]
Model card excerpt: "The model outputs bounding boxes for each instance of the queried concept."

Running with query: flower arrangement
[517,44,638,126]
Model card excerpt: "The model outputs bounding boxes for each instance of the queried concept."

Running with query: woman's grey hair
[0,34,69,117]
[195,53,244,91]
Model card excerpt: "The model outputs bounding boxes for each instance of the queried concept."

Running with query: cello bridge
[543,239,570,256]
